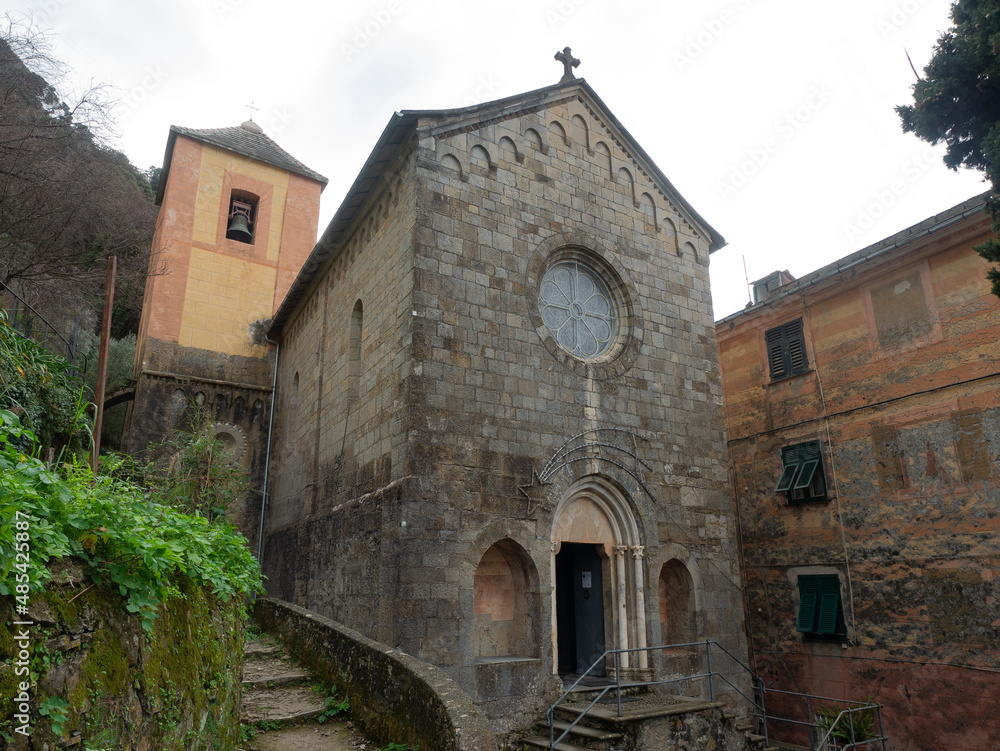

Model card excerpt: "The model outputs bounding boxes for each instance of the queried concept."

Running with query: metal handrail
[545,640,768,749]
[541,640,888,750]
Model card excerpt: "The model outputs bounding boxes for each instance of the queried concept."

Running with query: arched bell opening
[550,476,649,681]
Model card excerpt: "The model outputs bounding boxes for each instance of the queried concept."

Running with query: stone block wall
[263,85,748,734]
[264,146,418,645]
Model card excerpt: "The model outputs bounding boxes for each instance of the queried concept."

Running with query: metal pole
[257,337,280,564]
[759,680,769,747]
[90,256,116,474]
[706,640,714,702]
[616,649,622,717]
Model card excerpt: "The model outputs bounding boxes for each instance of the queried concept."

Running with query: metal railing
[543,640,887,751]
[761,688,887,751]
[546,640,767,749]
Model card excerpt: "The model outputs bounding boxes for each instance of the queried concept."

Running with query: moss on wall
[1,567,244,749]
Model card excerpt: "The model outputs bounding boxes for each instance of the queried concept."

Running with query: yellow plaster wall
[191,144,289,260]
[178,247,275,357]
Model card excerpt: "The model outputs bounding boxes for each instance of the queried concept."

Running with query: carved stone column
[632,546,648,670]
[614,545,630,669]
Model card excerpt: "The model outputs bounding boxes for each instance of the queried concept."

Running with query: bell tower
[124,120,326,532]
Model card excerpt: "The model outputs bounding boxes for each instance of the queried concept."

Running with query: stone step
[556,697,723,723]
[241,684,328,725]
[242,670,311,689]
[245,642,280,658]
[521,734,592,751]
[549,719,622,741]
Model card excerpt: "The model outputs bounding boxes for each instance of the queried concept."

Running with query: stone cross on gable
[555,47,580,82]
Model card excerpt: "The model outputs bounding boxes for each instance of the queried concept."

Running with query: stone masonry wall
[264,86,748,735]
[263,145,418,646]
[393,95,747,731]
[253,598,497,751]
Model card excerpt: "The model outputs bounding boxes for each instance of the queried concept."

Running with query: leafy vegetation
[144,412,251,523]
[0,309,87,450]
[816,699,878,745]
[896,0,1000,295]
[0,410,262,633]
[312,682,351,723]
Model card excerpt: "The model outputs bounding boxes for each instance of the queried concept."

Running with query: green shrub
[0,310,87,450]
[0,410,262,633]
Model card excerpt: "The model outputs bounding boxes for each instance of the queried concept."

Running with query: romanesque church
[126,59,746,732]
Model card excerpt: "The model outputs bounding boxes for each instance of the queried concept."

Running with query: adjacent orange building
[716,195,1000,751]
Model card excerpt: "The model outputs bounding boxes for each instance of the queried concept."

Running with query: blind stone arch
[473,539,539,659]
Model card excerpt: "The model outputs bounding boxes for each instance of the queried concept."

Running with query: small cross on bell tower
[555,47,580,82]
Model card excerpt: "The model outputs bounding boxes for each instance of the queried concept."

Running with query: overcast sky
[8,0,986,320]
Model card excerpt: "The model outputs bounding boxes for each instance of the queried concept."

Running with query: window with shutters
[765,319,808,381]
[775,441,828,502]
[796,574,846,640]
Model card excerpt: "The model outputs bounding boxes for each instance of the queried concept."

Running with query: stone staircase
[519,686,778,751]
[239,634,367,751]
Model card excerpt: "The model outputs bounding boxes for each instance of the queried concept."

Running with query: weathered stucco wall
[252,597,496,751]
[716,202,1000,751]
[0,573,244,750]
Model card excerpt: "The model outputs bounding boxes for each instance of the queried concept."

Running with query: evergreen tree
[897,0,1000,295]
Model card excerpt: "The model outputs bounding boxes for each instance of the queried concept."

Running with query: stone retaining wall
[252,597,497,751]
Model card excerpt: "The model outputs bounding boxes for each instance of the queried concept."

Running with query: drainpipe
[257,336,280,566]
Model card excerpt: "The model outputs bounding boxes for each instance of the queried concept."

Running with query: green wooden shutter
[797,576,819,632]
[816,588,840,634]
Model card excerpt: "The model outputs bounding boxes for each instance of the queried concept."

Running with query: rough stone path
[239,634,374,751]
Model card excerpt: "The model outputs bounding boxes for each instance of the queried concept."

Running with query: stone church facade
[129,72,748,732]
[262,77,746,728]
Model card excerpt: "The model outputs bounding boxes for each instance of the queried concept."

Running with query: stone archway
[658,559,698,672]
[473,539,538,659]
[550,477,647,678]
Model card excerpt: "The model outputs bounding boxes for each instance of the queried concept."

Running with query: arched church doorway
[551,478,647,679]
[555,542,606,675]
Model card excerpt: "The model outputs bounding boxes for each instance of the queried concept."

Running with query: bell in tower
[226,199,254,243]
